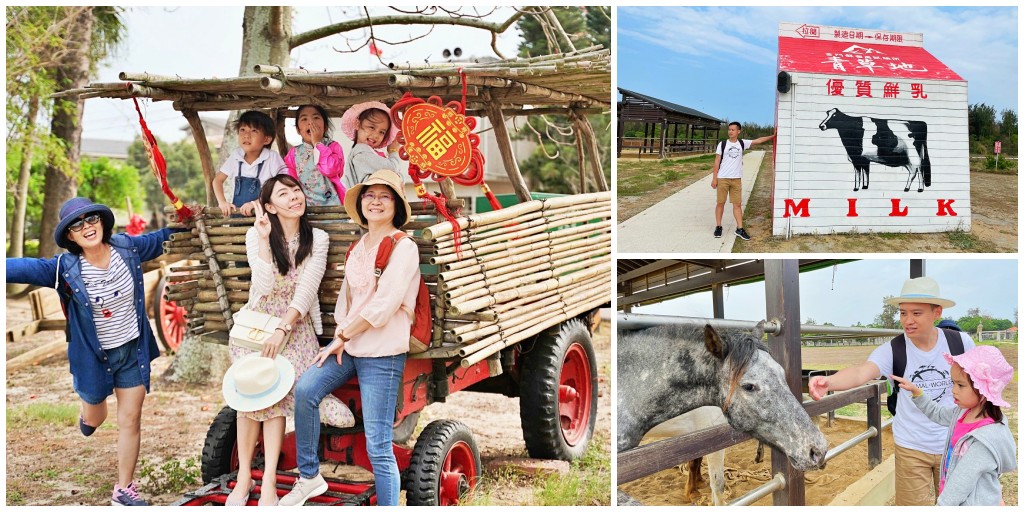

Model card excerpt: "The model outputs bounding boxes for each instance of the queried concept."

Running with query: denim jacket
[6,228,175,401]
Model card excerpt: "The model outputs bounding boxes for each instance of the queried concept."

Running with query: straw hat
[222,353,295,412]
[343,169,412,229]
[340,101,400,149]
[54,197,115,249]
[883,277,955,309]
[944,346,1013,407]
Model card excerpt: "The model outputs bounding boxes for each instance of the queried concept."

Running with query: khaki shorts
[716,178,742,204]
[894,444,941,506]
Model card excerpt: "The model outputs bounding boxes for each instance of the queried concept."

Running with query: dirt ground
[617,154,1018,253]
[619,343,1018,506]
[4,294,611,506]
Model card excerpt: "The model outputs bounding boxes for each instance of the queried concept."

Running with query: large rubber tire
[393,411,421,445]
[519,318,598,461]
[201,406,238,484]
[404,419,480,506]
[152,275,186,354]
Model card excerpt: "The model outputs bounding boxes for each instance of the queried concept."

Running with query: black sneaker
[713,226,723,238]
[735,228,751,241]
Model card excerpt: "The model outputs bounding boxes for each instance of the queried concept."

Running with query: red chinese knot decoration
[390,93,486,187]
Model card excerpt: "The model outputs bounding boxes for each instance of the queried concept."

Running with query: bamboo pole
[571,110,609,192]
[450,261,611,315]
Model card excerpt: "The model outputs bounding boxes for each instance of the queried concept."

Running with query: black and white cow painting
[819,108,931,192]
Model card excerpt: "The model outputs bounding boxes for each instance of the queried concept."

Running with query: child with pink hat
[339,101,405,191]
[892,345,1017,505]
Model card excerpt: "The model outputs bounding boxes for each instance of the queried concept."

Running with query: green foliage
[137,456,201,495]
[128,137,212,213]
[6,402,79,429]
[78,157,146,211]
[871,295,900,329]
[968,103,1018,164]
[534,435,610,506]
[516,7,609,58]
[955,313,1014,333]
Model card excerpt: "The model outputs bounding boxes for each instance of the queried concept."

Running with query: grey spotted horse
[617,324,828,505]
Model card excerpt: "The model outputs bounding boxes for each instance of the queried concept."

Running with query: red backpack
[345,232,432,353]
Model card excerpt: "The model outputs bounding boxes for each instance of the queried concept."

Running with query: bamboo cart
[64,46,611,506]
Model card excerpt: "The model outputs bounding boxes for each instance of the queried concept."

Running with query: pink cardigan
[284,141,346,204]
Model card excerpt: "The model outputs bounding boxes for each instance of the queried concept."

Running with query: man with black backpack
[808,277,975,506]
[711,122,776,241]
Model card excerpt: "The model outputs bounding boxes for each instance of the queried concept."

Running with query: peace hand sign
[254,201,271,239]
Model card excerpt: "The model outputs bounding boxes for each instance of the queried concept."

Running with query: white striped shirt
[80,249,140,349]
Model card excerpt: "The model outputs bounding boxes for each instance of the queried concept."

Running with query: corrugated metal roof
[778,36,963,81]
[618,87,722,123]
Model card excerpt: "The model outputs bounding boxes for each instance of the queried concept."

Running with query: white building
[773,22,969,237]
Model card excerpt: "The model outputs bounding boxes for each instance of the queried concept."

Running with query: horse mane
[720,330,768,398]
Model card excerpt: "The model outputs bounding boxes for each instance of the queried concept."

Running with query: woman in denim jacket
[6,197,179,506]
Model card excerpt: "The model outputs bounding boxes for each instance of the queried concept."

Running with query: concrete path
[617,150,766,254]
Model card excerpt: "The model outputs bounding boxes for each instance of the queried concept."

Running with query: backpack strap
[942,327,965,356]
[718,139,726,156]
[739,139,746,151]
[345,232,410,278]
[373,232,410,278]
[891,333,907,380]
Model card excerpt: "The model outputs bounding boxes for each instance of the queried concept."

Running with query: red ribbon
[131,96,194,223]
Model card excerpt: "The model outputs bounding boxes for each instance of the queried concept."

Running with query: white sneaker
[279,474,328,506]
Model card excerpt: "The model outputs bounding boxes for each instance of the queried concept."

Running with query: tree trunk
[215,6,294,199]
[37,8,94,259]
[8,95,40,295]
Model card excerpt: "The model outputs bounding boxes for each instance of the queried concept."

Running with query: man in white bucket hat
[808,276,975,505]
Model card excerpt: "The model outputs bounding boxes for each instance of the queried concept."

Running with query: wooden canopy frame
[57,45,611,203]
[616,87,722,159]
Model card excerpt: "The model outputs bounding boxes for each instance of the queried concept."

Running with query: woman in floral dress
[226,174,328,506]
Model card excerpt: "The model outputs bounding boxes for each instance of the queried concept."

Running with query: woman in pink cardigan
[284,104,346,206]
[280,169,417,507]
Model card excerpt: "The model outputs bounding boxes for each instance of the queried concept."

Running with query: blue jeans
[294,351,406,506]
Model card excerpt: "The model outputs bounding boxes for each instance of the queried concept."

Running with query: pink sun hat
[340,101,400,149]
[943,346,1014,407]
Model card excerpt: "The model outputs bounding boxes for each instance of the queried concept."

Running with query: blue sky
[635,259,1018,327]
[618,6,1018,125]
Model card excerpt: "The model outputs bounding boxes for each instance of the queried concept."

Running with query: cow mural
[819,108,931,193]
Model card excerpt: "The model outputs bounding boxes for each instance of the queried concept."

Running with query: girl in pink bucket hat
[892,345,1016,505]
[339,100,406,191]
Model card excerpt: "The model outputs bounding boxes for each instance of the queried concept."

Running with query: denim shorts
[78,338,145,404]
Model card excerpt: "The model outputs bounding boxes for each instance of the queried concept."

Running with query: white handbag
[229,309,282,351]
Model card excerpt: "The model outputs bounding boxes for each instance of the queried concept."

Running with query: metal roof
[617,87,722,124]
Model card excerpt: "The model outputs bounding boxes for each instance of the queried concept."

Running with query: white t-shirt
[715,139,751,179]
[867,329,975,454]
[80,250,140,350]
[218,147,288,183]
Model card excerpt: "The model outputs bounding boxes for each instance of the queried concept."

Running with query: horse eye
[741,383,758,392]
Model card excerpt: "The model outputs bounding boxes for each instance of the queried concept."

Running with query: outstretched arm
[808,360,881,400]
[751,132,777,146]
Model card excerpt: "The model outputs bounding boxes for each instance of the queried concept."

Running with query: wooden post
[576,131,587,193]
[182,108,217,205]
[910,259,925,278]
[571,111,609,192]
[659,119,667,159]
[712,281,725,319]
[866,381,883,467]
[764,259,805,506]
[274,108,291,158]
[484,99,531,203]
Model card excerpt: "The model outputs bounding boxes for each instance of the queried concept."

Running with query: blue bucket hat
[54,197,115,249]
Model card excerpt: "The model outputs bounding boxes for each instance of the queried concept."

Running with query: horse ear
[704,324,726,360]
[753,320,766,340]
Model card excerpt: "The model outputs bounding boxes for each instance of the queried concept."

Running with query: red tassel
[131,96,195,223]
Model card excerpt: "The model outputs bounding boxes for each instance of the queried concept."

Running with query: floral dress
[229,258,318,422]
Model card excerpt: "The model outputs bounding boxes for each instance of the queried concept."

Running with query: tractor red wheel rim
[558,342,593,446]
[159,294,187,352]
[439,440,477,505]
